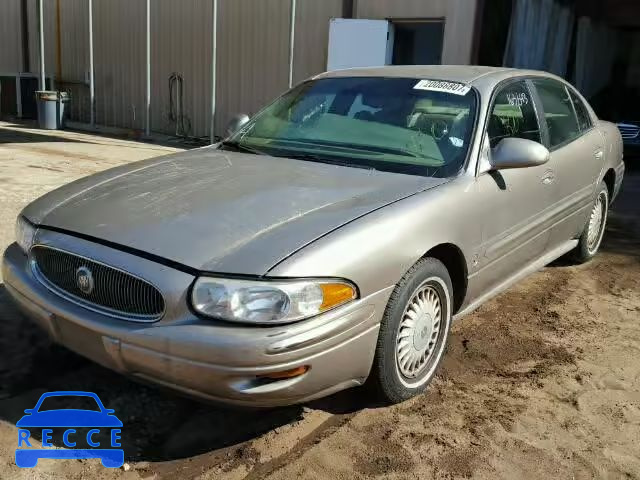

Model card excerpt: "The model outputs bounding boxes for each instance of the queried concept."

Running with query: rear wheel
[572,181,609,263]
[370,257,452,404]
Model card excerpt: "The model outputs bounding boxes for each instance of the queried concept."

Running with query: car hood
[24,148,446,274]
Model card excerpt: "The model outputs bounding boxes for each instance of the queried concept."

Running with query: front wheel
[572,181,609,263]
[370,257,453,404]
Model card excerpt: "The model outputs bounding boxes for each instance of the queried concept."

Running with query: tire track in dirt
[256,266,584,479]
[241,413,354,480]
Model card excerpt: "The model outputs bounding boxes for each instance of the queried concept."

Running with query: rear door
[474,79,554,293]
[530,79,603,248]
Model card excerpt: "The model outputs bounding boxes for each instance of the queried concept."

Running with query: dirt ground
[0,121,638,479]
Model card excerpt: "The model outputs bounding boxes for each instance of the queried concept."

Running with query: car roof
[314,65,565,94]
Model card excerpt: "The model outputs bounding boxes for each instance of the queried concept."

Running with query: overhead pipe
[17,0,30,117]
[38,0,45,90]
[89,0,95,126]
[145,0,151,136]
[210,0,218,143]
[55,0,62,82]
[288,0,297,88]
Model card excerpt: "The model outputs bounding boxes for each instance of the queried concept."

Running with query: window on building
[392,21,444,65]
[532,79,581,148]
[488,80,542,148]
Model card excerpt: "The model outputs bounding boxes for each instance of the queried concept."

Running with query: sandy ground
[0,121,638,479]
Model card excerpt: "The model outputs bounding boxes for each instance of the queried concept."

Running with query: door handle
[541,170,555,185]
[594,149,604,160]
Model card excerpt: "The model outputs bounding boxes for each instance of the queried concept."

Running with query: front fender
[267,176,479,300]
[597,120,625,203]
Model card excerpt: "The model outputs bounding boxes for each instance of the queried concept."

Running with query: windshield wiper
[281,139,421,159]
[219,140,266,155]
[279,152,376,171]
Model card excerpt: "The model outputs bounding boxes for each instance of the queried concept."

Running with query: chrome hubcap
[396,285,442,379]
[587,192,606,252]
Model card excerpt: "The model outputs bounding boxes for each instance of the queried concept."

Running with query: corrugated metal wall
[0,0,478,137]
[26,0,56,75]
[0,0,339,137]
[0,0,56,75]
[213,0,342,137]
[58,0,90,122]
[356,0,479,64]
[214,0,291,137]
[152,0,213,138]
[93,0,146,130]
[0,0,22,74]
[293,0,343,84]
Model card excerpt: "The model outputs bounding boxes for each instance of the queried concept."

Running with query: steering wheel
[430,119,450,141]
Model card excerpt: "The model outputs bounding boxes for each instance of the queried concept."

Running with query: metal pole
[55,0,62,82]
[38,0,45,90]
[210,0,217,144]
[16,76,22,118]
[89,0,95,126]
[288,0,296,88]
[145,0,151,136]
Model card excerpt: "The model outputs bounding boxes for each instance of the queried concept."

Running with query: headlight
[191,277,357,324]
[15,216,36,253]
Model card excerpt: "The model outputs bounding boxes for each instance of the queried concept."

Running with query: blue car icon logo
[15,391,124,468]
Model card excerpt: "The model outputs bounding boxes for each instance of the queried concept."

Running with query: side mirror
[490,138,550,170]
[24,409,33,414]
[225,113,250,138]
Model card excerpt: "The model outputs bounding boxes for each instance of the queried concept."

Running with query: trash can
[36,91,69,130]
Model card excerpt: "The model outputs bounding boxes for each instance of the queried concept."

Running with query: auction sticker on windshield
[413,79,472,96]
[15,391,124,468]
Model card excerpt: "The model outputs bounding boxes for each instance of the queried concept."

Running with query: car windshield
[226,77,477,177]
[38,395,101,412]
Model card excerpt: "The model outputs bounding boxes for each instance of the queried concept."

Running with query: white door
[327,19,394,71]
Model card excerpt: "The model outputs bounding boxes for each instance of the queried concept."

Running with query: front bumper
[2,241,390,407]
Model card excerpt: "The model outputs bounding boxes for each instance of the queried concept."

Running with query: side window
[488,81,541,148]
[532,79,581,148]
[568,89,593,132]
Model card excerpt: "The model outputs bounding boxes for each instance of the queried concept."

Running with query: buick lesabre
[2,66,624,406]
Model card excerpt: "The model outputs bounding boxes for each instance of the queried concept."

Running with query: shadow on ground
[0,120,204,149]
[0,282,372,463]
[0,126,88,145]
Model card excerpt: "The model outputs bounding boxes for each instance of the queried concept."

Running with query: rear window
[568,89,593,132]
[532,79,581,149]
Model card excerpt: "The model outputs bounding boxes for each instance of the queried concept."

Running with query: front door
[473,79,554,294]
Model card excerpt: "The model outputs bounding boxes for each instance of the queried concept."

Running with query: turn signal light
[320,283,356,311]
[259,365,310,380]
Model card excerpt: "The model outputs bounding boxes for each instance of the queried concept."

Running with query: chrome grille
[31,245,165,322]
[617,124,640,139]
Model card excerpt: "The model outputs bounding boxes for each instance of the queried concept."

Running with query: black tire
[369,257,453,404]
[572,181,609,264]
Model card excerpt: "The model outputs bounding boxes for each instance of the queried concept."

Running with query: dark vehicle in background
[617,121,640,157]
[590,86,640,158]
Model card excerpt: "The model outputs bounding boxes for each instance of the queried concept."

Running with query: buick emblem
[75,266,95,295]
